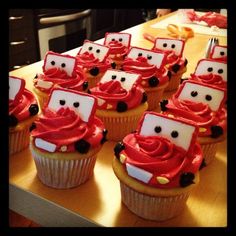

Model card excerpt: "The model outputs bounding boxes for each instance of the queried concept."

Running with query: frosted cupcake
[30,88,107,189]
[160,80,227,165]
[209,45,227,62]
[104,32,131,69]
[89,69,148,141]
[123,46,169,111]
[113,112,203,221]
[152,38,188,91]
[76,40,112,89]
[9,76,39,155]
[33,51,88,109]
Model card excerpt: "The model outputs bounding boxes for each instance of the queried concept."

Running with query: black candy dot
[116,101,128,112]
[207,67,213,72]
[218,69,223,74]
[74,139,90,154]
[191,91,198,97]
[60,100,66,105]
[9,114,18,127]
[147,55,152,60]
[154,126,162,133]
[29,104,39,116]
[163,43,167,47]
[112,75,117,80]
[114,142,125,159]
[61,63,66,68]
[96,49,100,53]
[171,130,178,138]
[51,61,55,66]
[179,172,195,187]
[89,67,99,76]
[138,53,142,57]
[171,44,175,48]
[73,102,80,108]
[205,95,212,101]
[120,77,126,82]
[220,51,225,56]
[148,76,159,87]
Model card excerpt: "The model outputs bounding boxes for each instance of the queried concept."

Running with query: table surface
[9,12,227,227]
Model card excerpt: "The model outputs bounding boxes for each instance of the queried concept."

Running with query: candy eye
[60,100,65,105]
[73,102,80,108]
[88,46,93,51]
[112,38,115,41]
[218,69,223,74]
[191,91,198,97]
[147,55,152,60]
[96,49,100,53]
[51,61,55,66]
[205,94,212,101]
[119,38,123,42]
[120,77,126,82]
[163,43,167,47]
[112,75,117,80]
[138,53,142,57]
[207,67,213,72]
[171,44,175,49]
[154,126,162,133]
[61,63,66,68]
[220,51,225,56]
[171,130,178,138]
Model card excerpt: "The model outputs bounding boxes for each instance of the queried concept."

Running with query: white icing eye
[43,52,77,77]
[138,113,197,151]
[100,69,140,91]
[154,38,185,56]
[127,47,166,68]
[104,33,131,47]
[177,81,225,111]
[47,88,96,123]
[79,41,110,62]
[210,45,227,59]
[9,76,25,101]
[194,59,227,81]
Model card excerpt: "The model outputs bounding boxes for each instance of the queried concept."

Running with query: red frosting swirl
[122,57,169,88]
[107,41,128,58]
[89,80,145,110]
[34,67,87,93]
[9,89,38,122]
[164,96,227,137]
[120,133,202,188]
[190,73,227,89]
[76,51,111,73]
[31,107,105,152]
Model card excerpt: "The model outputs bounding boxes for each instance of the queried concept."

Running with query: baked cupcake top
[104,32,131,60]
[190,59,227,89]
[152,38,188,74]
[76,40,113,75]
[122,47,169,88]
[9,76,39,127]
[30,88,107,153]
[89,69,147,112]
[34,51,88,93]
[209,45,227,62]
[160,80,227,138]
[114,112,202,188]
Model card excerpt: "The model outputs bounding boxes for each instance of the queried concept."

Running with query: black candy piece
[74,139,91,154]
[83,81,89,90]
[9,114,18,127]
[114,142,125,159]
[210,125,223,138]
[29,104,39,116]
[148,76,159,87]
[141,92,148,103]
[172,64,181,73]
[179,172,195,187]
[29,122,36,132]
[111,62,116,69]
[100,129,108,144]
[89,67,99,76]
[160,99,168,111]
[167,70,172,81]
[116,101,128,112]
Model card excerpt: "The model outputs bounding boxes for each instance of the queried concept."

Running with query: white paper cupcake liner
[201,142,218,165]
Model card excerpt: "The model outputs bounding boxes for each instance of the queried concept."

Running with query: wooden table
[9,12,227,227]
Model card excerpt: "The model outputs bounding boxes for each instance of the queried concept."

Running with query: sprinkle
[199,127,207,132]
[156,176,170,184]
[107,104,113,109]
[60,145,67,152]
[119,154,126,163]
[168,114,174,118]
[141,81,146,86]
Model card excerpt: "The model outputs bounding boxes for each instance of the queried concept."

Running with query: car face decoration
[104,32,131,47]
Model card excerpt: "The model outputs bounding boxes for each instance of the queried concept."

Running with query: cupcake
[104,32,131,69]
[113,112,203,221]
[33,51,88,109]
[152,38,188,91]
[123,46,169,111]
[89,69,148,141]
[76,40,112,89]
[160,80,227,165]
[9,76,39,155]
[209,45,227,62]
[30,88,107,189]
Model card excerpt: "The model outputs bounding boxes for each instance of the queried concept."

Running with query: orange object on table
[167,24,194,40]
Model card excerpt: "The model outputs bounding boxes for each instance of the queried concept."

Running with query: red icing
[34,67,87,93]
[31,107,105,152]
[122,57,169,88]
[121,133,202,188]
[107,40,129,58]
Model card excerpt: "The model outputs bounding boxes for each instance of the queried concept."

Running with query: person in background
[156,9,173,17]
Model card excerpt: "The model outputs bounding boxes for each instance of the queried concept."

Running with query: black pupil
[61,63,66,68]
[73,102,80,108]
[163,43,167,47]
[112,75,116,80]
[220,51,225,56]
[207,67,213,72]
[147,55,152,60]
[96,49,100,53]
[120,77,125,82]
[171,131,178,138]
[218,69,223,74]
[171,44,175,48]
[154,126,162,133]
[51,61,55,66]
[60,100,65,105]
[119,38,122,41]
[112,38,115,41]
[191,91,198,97]
[138,53,142,56]
[88,47,92,50]
[205,95,212,101]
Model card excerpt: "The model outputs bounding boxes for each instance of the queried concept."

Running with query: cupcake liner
[86,73,104,89]
[33,88,49,110]
[30,147,97,189]
[120,182,191,221]
[200,142,218,165]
